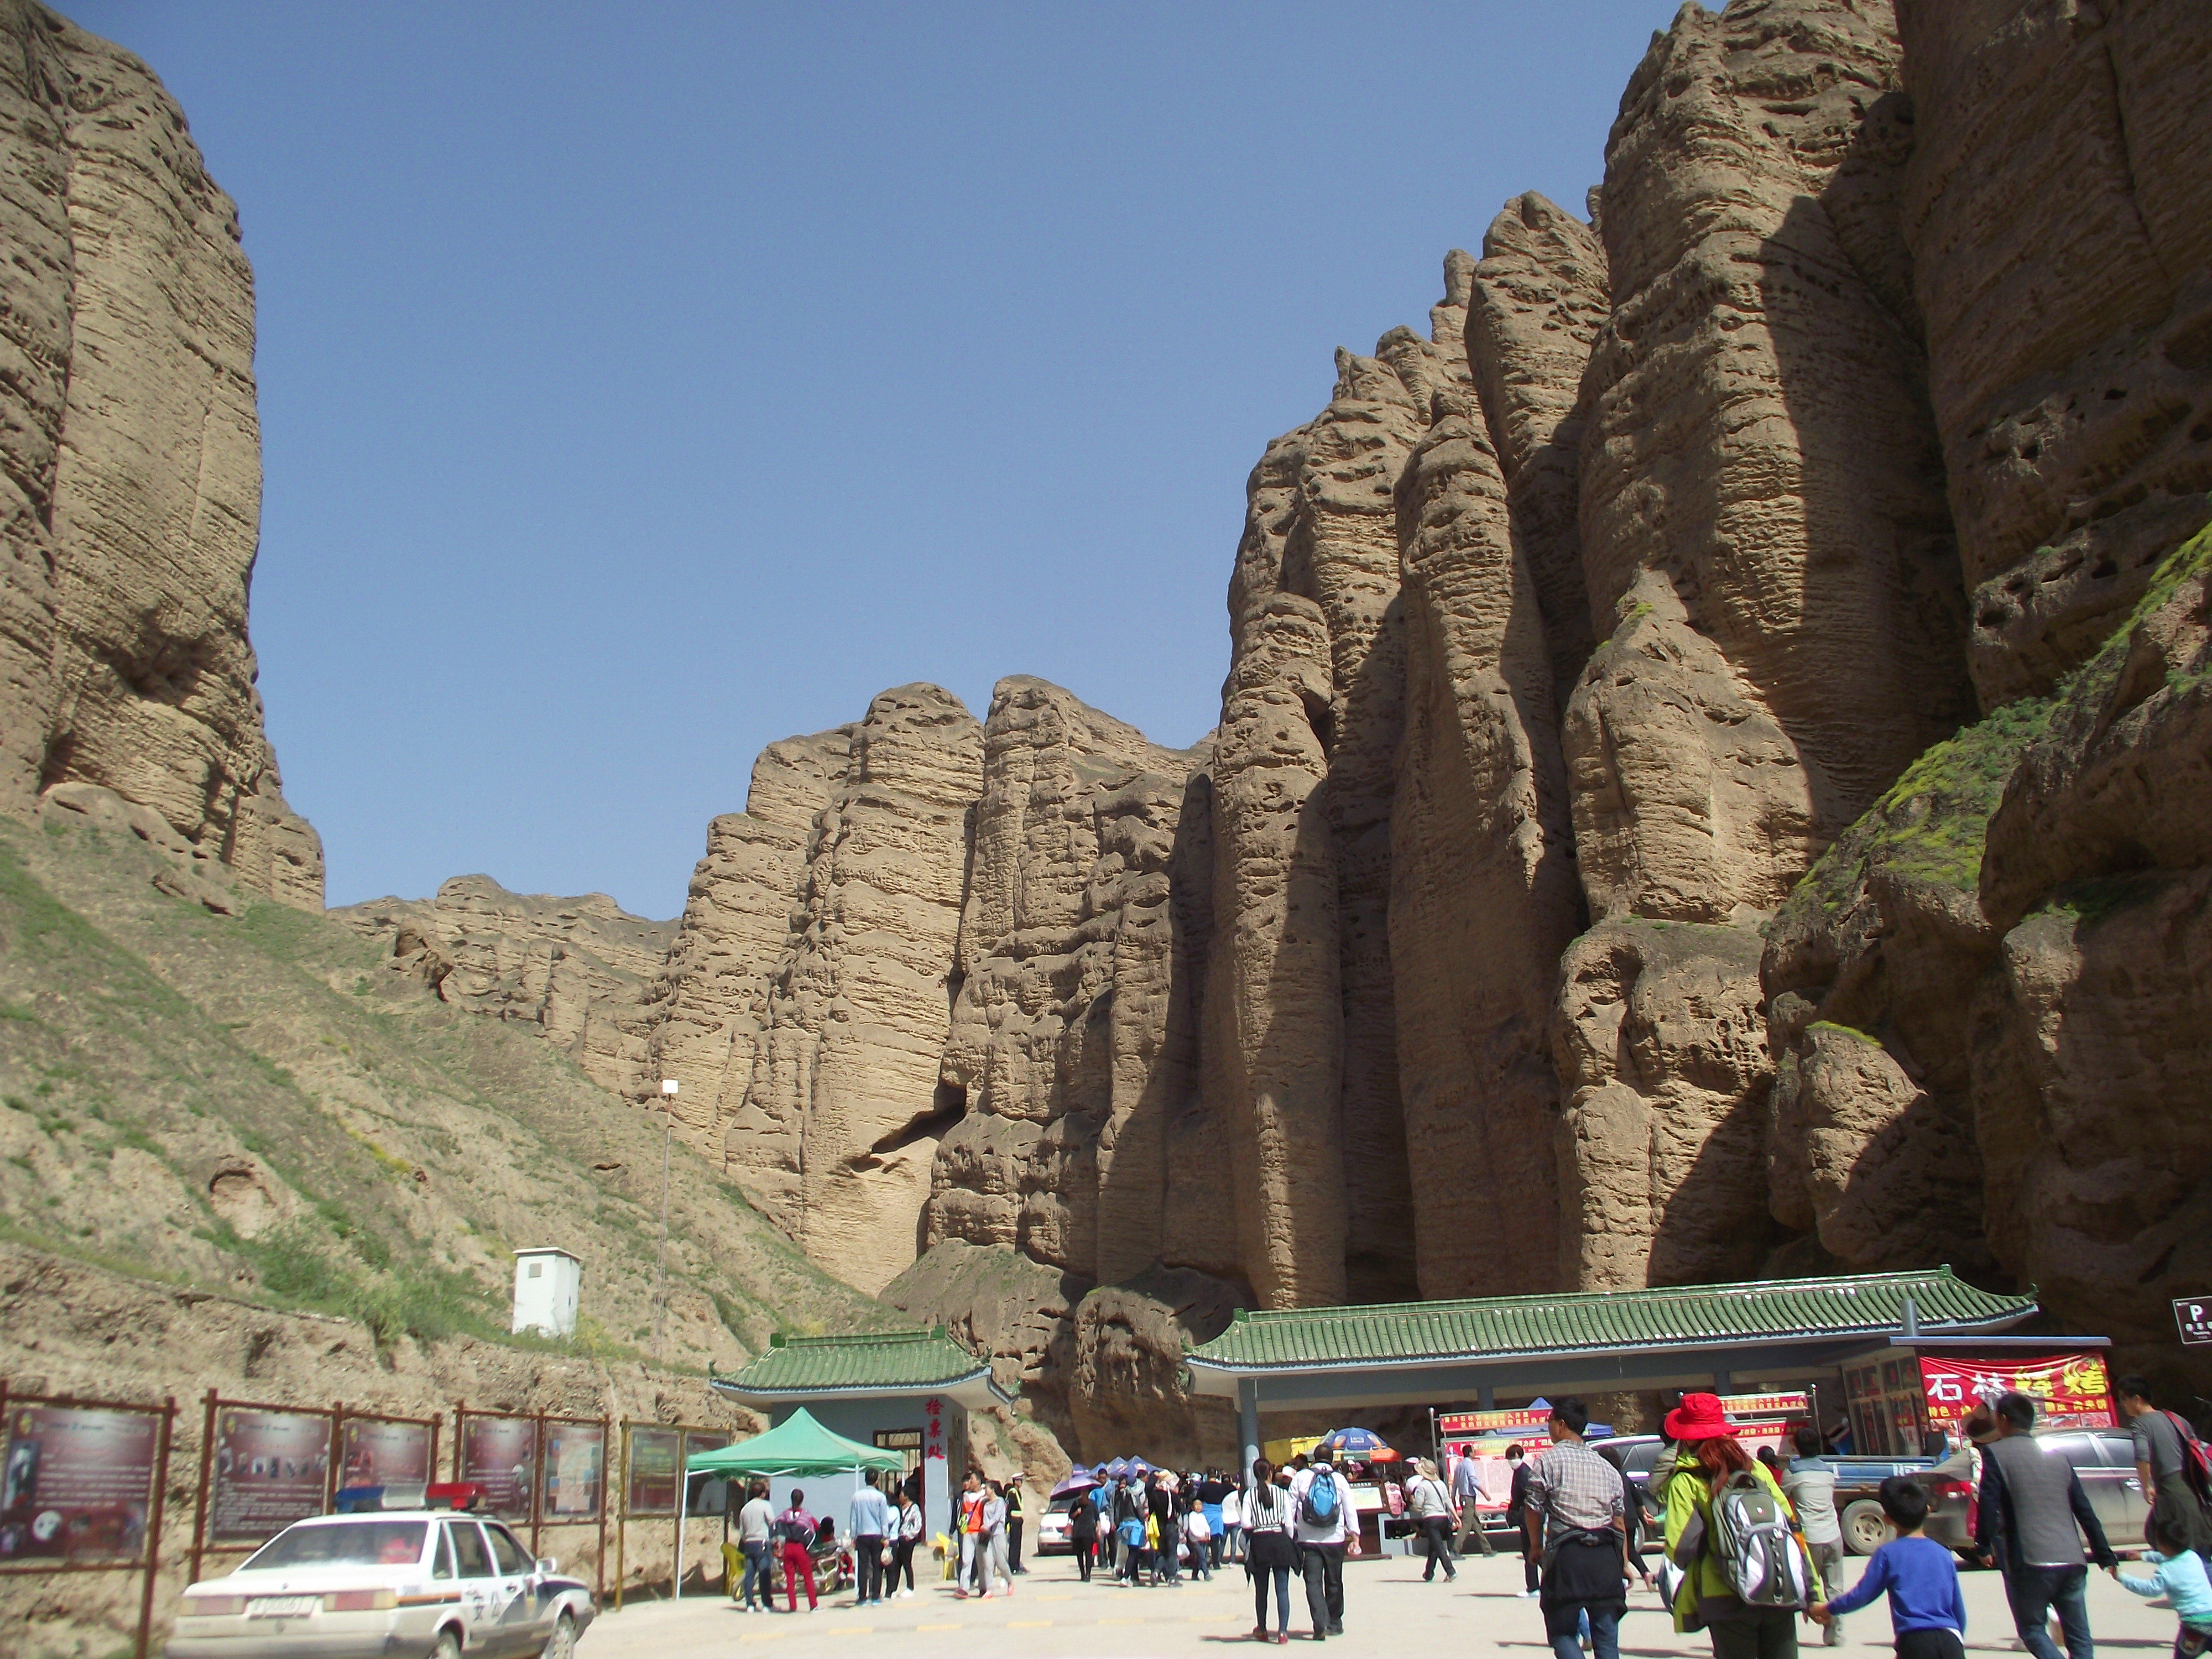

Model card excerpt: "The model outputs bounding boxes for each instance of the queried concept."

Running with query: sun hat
[1662,1391,1739,1442]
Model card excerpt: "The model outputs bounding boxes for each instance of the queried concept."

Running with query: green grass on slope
[0,819,891,1369]
[1774,519,2212,935]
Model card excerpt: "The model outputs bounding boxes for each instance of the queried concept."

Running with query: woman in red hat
[1660,1392,1808,1659]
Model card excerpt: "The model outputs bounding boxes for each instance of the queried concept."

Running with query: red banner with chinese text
[1919,1353,2114,1431]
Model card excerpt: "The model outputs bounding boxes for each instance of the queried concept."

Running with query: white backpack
[1707,1473,1811,1609]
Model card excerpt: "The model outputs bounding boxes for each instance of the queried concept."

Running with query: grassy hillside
[0,811,891,1372]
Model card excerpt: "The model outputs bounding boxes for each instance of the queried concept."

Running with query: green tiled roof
[712,1326,997,1395]
[1186,1269,2034,1371]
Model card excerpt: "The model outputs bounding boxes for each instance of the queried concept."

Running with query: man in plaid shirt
[1524,1399,1629,1659]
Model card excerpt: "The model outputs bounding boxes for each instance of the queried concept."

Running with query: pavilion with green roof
[710,1326,1014,1537]
[1183,1268,2068,1478]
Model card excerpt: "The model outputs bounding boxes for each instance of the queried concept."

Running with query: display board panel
[208,1408,330,1544]
[541,1421,604,1522]
[460,1416,539,1521]
[0,1405,161,1563]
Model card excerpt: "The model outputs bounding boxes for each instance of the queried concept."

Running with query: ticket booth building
[710,1327,1013,1541]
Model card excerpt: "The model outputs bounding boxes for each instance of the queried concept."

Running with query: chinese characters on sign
[210,1409,330,1543]
[0,1406,160,1562]
[1920,1353,2115,1431]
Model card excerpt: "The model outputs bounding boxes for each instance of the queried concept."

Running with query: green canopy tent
[686,1406,906,1478]
[673,1408,906,1601]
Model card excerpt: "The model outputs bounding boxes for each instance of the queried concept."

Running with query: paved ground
[576,1547,2180,1658]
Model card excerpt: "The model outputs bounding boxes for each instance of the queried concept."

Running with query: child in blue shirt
[2119,1515,2212,1658]
[1812,1477,1966,1659]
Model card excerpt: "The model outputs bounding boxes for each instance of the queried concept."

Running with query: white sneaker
[898,1589,913,1598]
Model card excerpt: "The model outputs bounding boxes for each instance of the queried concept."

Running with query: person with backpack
[1526,1398,1630,1659]
[1507,1442,1541,1595]
[1808,1476,1966,1659]
[1660,1391,1815,1659]
[1245,1457,1298,1645]
[774,1487,821,1614]
[1290,1445,1357,1641]
[1975,1390,2116,1659]
[2117,1511,2212,1659]
[2119,1376,2212,1557]
[1406,1457,1459,1583]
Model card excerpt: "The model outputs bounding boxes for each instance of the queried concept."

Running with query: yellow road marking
[1007,1619,1053,1627]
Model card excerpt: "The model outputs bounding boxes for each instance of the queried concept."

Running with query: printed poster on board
[625,1429,680,1516]
[338,1417,431,1489]
[211,1408,331,1543]
[461,1417,539,1521]
[0,1406,160,1562]
[541,1422,604,1521]
[1921,1353,2114,1430]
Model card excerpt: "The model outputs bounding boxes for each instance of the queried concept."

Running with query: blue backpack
[1299,1470,1340,1527]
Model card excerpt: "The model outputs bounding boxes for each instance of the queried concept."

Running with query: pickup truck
[1813,1433,2145,1557]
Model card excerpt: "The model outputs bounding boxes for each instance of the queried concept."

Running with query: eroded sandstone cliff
[295,0,2212,1437]
[0,0,320,907]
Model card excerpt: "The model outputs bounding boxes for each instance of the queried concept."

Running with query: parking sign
[2176,1297,2212,1347]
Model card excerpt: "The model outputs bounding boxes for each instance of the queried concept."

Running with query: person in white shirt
[1451,1443,1496,1556]
[1289,1448,1357,1642]
[1221,1481,1244,1564]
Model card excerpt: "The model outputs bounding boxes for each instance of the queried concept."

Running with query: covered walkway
[1181,1267,2056,1471]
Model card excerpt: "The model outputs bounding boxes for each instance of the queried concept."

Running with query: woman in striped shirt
[1245,1458,1297,1645]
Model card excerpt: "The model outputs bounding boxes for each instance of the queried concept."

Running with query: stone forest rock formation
[0,0,321,907]
[347,0,2212,1431]
[30,0,2212,1472]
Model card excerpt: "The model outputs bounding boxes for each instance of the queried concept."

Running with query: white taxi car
[165,1510,594,1659]
[1035,1493,1077,1554]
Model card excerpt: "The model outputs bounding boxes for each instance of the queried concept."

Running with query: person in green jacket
[1661,1392,1807,1659]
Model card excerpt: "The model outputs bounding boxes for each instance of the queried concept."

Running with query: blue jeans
[2004,1564,2093,1659]
[739,1540,769,1608]
[1253,1562,1292,1634]
[1546,1601,1619,1659]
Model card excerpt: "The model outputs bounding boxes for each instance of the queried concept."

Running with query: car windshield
[243,1521,428,1571]
[1047,1496,1076,1513]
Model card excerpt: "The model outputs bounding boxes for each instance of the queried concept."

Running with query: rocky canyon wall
[0,0,320,908]
[339,0,2212,1438]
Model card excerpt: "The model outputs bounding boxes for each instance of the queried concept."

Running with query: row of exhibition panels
[0,1383,881,1658]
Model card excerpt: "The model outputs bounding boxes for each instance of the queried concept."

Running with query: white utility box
[511,1247,583,1338]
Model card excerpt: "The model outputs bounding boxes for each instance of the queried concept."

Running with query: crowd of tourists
[713,1374,2211,1659]
[1507,1376,2212,1659]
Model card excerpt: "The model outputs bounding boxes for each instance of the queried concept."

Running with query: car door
[483,1521,549,1655]
[2059,1433,2133,1548]
[2088,1430,2148,1547]
[445,1520,504,1656]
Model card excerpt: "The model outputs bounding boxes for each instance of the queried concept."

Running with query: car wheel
[541,1610,577,1659]
[1840,1499,1888,1556]
[434,1629,463,1659]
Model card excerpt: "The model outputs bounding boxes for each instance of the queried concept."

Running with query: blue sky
[68,2,1674,918]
